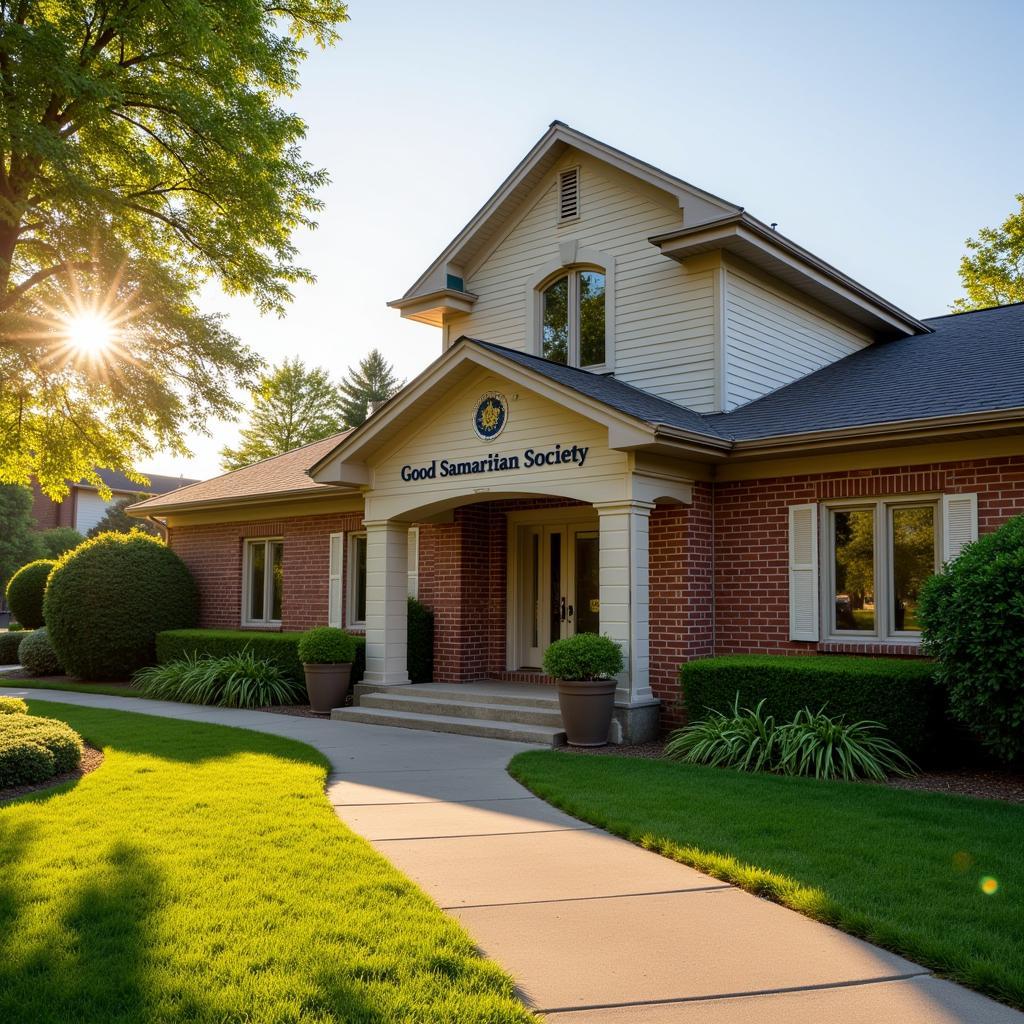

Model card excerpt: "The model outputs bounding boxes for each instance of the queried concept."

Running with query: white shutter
[328,532,344,628]
[788,503,820,641]
[407,527,419,599]
[942,493,978,563]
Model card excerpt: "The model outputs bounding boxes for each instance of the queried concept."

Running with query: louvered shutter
[328,532,344,628]
[407,527,419,599]
[558,167,579,221]
[788,503,819,641]
[941,493,978,563]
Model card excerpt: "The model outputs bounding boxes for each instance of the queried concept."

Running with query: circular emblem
[473,392,508,441]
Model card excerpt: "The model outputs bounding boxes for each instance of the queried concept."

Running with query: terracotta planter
[557,678,617,747]
[303,662,352,713]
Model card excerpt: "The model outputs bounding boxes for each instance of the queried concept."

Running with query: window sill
[817,639,925,657]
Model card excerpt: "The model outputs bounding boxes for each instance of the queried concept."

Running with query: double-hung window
[826,499,938,640]
[243,538,283,627]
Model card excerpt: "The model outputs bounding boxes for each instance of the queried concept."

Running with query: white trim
[328,532,344,628]
[346,531,368,629]
[407,526,420,599]
[241,537,284,628]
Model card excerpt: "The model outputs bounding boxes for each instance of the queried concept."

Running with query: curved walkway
[3,684,1020,1024]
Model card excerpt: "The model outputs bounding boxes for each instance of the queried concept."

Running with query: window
[826,500,938,640]
[347,533,367,628]
[243,539,283,626]
[541,270,606,368]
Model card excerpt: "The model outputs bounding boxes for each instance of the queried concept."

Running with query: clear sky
[146,0,1024,481]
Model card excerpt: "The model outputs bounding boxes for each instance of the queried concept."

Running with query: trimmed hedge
[18,628,63,677]
[0,696,27,715]
[0,713,83,787]
[0,631,25,664]
[680,655,939,760]
[297,627,357,665]
[5,559,56,629]
[157,630,367,685]
[44,531,198,680]
[408,597,434,684]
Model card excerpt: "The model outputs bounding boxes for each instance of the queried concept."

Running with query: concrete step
[355,681,560,710]
[331,705,566,746]
[359,691,564,727]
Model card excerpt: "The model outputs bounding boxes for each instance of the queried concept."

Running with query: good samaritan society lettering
[401,443,589,482]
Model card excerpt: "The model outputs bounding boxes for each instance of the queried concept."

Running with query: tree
[220,359,347,470]
[338,349,403,428]
[87,496,160,538]
[0,485,41,594]
[0,0,349,501]
[954,194,1024,311]
[37,527,85,559]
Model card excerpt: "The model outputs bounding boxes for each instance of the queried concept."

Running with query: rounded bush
[18,628,64,676]
[0,696,27,715]
[5,559,56,629]
[7,621,24,632]
[0,631,25,664]
[0,714,83,786]
[919,515,1024,764]
[44,531,199,680]
[543,633,624,681]
[297,626,356,665]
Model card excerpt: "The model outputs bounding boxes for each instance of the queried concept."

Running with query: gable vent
[558,167,579,221]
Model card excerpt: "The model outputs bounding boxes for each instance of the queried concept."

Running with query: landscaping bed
[0,701,533,1023]
[0,743,103,803]
[509,749,1024,1010]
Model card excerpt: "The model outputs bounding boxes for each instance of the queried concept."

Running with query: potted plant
[543,633,624,746]
[297,626,357,712]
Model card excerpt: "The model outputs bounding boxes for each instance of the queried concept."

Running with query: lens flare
[63,311,115,355]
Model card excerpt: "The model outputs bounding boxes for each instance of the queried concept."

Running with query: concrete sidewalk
[3,684,1020,1024]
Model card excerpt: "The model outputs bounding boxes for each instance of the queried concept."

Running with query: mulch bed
[0,744,104,803]
[558,740,1024,803]
[255,691,355,719]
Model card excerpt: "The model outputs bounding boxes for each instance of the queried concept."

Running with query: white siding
[724,266,871,410]
[74,490,115,534]
[456,152,719,413]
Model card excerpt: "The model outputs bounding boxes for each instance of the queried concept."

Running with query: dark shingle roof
[707,302,1024,441]
[81,468,200,495]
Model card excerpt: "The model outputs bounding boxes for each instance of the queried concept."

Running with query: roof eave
[127,484,358,517]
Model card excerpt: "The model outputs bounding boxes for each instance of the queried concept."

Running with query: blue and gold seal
[473,392,508,440]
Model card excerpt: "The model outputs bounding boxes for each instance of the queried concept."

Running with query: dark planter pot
[557,678,617,747]
[303,662,353,713]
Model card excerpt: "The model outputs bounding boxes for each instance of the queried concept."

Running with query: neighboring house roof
[129,432,352,515]
[706,302,1024,442]
[77,468,200,495]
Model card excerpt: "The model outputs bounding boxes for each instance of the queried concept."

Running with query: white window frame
[346,532,368,629]
[526,245,615,373]
[822,496,940,643]
[242,538,283,628]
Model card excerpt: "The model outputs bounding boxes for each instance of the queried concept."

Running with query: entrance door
[519,523,600,668]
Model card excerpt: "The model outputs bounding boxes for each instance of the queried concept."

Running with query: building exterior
[131,122,1024,741]
[34,469,199,536]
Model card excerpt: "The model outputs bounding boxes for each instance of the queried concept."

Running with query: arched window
[541,269,606,368]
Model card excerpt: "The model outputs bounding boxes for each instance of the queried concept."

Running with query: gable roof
[129,431,353,515]
[708,302,1024,444]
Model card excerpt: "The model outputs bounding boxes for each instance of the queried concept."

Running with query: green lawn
[509,750,1023,1010]
[0,676,141,698]
[1,702,533,1024]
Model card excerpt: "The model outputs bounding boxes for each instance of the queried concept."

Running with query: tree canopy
[338,348,402,429]
[220,358,346,470]
[0,0,348,499]
[954,194,1024,311]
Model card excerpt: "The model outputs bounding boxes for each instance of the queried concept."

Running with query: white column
[362,519,410,686]
[595,500,655,706]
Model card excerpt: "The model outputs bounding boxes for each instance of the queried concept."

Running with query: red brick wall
[713,455,1024,658]
[168,511,363,631]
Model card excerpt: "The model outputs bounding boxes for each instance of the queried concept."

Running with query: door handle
[560,596,566,622]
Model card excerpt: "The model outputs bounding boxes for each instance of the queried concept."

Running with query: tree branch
[2,260,98,310]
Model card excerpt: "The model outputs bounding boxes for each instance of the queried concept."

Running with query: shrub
[408,597,434,683]
[0,631,25,664]
[297,626,356,664]
[18,628,64,676]
[7,621,23,632]
[134,651,305,708]
[543,633,624,681]
[36,527,85,559]
[0,713,83,786]
[665,699,915,781]
[44,531,198,680]
[157,629,367,684]
[0,696,27,715]
[5,559,56,629]
[919,515,1024,764]
[680,655,938,759]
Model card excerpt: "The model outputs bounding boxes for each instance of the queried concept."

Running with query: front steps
[331,681,567,746]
